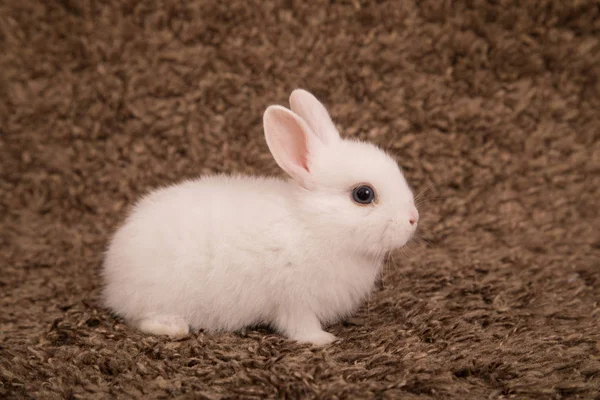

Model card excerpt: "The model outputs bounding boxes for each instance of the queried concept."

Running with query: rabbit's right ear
[263,105,320,186]
[289,89,340,145]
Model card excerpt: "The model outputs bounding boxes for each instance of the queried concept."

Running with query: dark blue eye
[352,185,375,204]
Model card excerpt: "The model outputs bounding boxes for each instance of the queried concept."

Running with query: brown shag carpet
[1,0,599,398]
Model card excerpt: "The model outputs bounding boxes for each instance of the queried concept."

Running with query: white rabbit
[102,89,419,346]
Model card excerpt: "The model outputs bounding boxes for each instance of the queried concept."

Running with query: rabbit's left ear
[263,105,322,186]
[289,89,340,145]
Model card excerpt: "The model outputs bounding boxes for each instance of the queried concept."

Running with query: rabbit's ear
[263,105,321,184]
[289,89,340,145]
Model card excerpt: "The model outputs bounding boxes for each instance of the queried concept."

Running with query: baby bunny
[102,89,419,345]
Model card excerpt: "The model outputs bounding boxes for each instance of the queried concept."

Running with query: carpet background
[1,0,599,399]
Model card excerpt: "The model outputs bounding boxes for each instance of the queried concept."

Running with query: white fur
[102,89,419,345]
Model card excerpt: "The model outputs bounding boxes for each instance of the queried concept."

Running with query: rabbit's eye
[352,185,375,204]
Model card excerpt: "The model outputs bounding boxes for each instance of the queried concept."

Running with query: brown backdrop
[1,1,599,399]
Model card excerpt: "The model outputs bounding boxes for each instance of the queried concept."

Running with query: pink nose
[409,209,419,226]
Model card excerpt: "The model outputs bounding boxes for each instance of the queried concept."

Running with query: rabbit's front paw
[294,330,338,346]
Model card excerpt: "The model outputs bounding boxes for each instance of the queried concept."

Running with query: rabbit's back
[102,175,296,330]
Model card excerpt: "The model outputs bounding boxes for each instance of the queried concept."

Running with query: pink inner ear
[296,140,309,172]
[264,105,316,183]
[280,112,310,172]
[299,152,309,172]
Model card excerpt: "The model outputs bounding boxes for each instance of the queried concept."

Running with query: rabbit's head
[264,89,418,257]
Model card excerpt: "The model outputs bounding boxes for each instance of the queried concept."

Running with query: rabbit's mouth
[380,219,417,252]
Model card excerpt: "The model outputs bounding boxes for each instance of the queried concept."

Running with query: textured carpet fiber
[1,1,599,399]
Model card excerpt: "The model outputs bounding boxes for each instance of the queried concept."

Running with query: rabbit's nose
[409,208,419,226]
